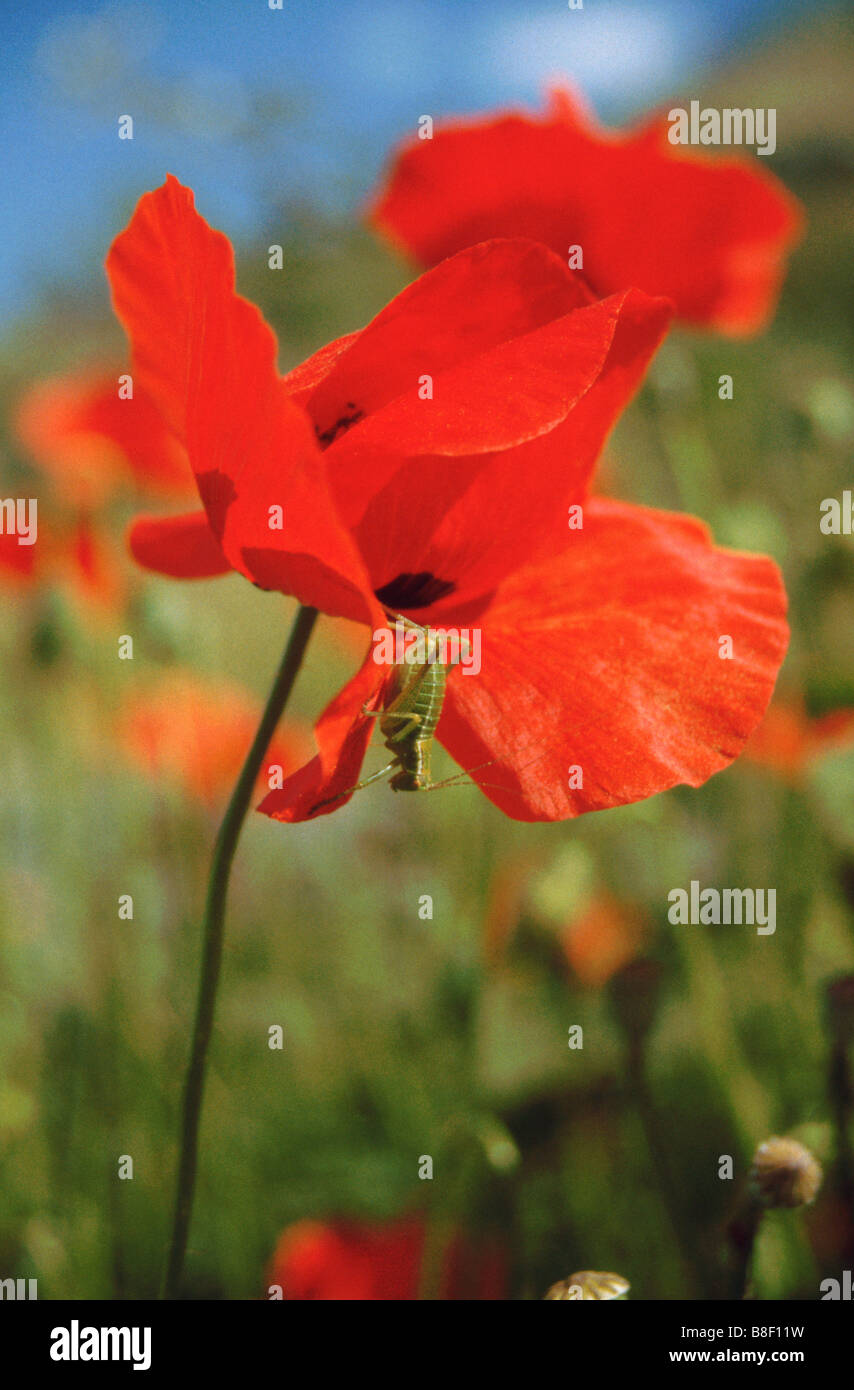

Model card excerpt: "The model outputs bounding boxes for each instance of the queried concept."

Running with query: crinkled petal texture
[262,500,788,824]
[437,500,789,821]
[368,85,803,335]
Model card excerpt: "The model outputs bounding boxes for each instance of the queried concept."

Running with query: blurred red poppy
[744,700,854,781]
[0,530,39,587]
[116,672,312,807]
[267,1216,507,1300]
[15,369,192,507]
[0,508,125,615]
[368,85,803,336]
[106,177,788,823]
[52,514,127,614]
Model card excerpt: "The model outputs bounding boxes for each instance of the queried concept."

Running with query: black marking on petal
[374,571,457,611]
[314,401,364,449]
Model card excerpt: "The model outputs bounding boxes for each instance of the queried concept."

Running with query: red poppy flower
[15,368,193,507]
[368,85,803,336]
[116,672,312,807]
[743,700,854,782]
[267,1216,507,1300]
[106,177,787,823]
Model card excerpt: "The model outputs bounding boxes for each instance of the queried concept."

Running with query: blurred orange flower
[562,895,645,989]
[267,1216,507,1300]
[116,672,313,808]
[743,700,854,781]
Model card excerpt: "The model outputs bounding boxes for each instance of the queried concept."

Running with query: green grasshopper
[309,615,490,813]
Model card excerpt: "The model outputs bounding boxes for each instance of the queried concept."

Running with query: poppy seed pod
[750,1137,822,1209]
[544,1270,630,1300]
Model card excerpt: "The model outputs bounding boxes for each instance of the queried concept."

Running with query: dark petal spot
[314,404,365,449]
[374,571,456,611]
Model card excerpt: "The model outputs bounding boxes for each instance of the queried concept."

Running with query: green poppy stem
[160,604,319,1299]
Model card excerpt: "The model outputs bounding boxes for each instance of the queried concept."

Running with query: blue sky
[0,0,831,324]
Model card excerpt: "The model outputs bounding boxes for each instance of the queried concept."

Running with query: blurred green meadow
[2,10,854,1300]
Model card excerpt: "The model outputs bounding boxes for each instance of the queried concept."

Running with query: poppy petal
[128,510,232,579]
[438,499,789,821]
[311,239,606,516]
[15,370,193,505]
[368,84,803,335]
[348,287,671,611]
[107,176,377,622]
[257,653,387,822]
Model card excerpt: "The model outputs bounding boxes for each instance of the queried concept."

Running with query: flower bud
[750,1136,822,1209]
[544,1270,630,1300]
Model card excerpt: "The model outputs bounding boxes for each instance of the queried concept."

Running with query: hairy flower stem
[160,604,319,1299]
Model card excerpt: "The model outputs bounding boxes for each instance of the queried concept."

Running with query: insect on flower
[310,616,491,812]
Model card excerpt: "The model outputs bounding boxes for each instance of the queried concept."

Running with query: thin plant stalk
[160,604,319,1298]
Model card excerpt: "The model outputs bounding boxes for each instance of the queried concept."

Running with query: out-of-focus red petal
[744,700,854,781]
[368,84,803,335]
[0,530,40,586]
[15,370,193,505]
[117,671,312,808]
[60,514,127,614]
[438,499,789,821]
[267,1216,507,1300]
[128,511,232,579]
[106,176,377,623]
[267,1219,421,1300]
[257,652,387,822]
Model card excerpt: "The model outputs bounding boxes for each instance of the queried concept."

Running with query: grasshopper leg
[308,757,401,814]
[360,705,423,723]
